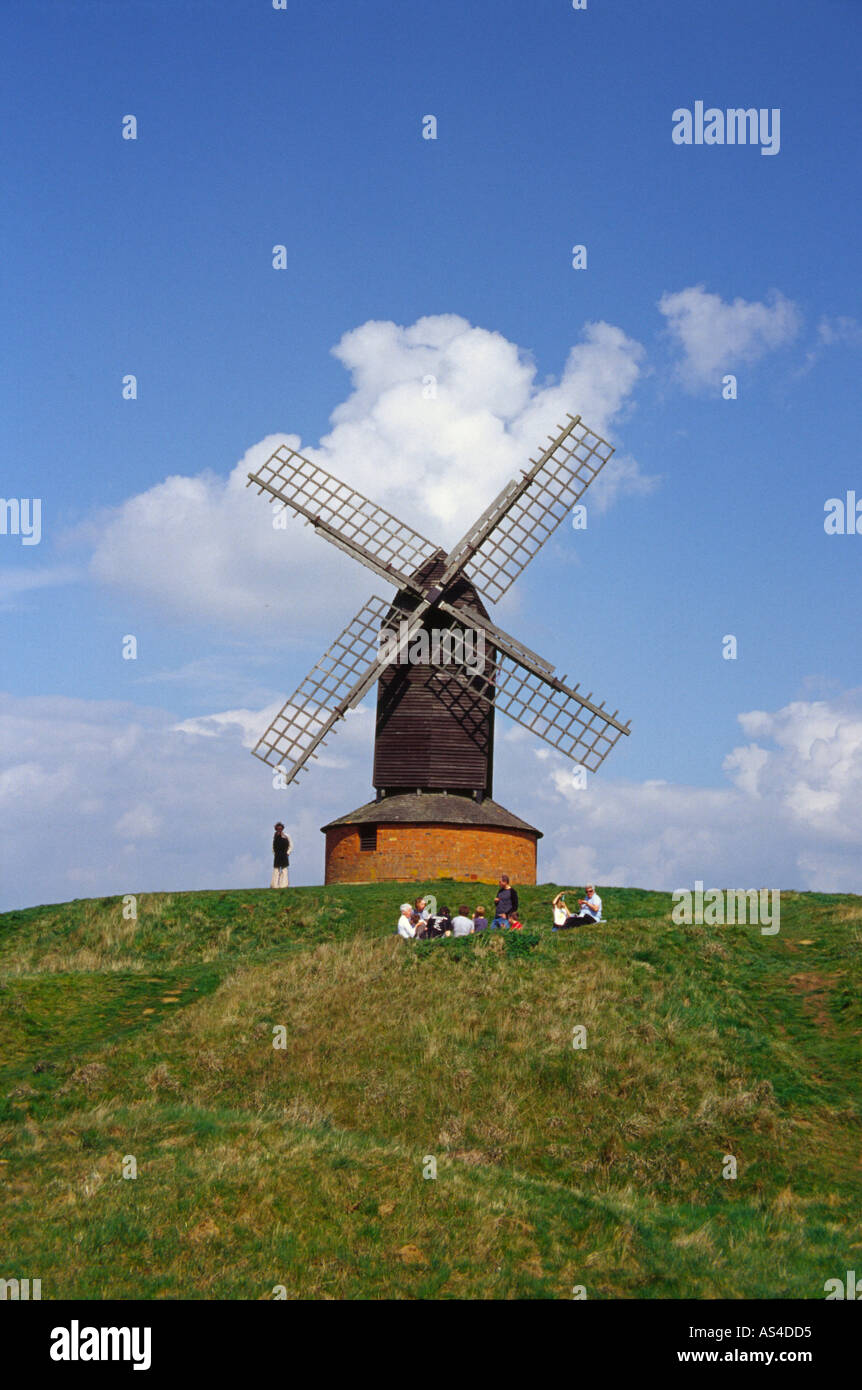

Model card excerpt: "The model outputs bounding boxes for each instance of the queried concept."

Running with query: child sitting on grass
[472,905,488,932]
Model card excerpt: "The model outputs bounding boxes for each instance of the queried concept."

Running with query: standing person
[451,905,474,937]
[492,874,518,928]
[554,884,602,929]
[271,822,293,888]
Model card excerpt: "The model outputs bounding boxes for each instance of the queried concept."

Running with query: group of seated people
[397,898,524,939]
[394,875,603,938]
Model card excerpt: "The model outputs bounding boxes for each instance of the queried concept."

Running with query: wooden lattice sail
[246,414,630,794]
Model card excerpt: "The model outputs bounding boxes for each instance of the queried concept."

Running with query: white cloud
[587,451,658,513]
[0,566,80,610]
[726,699,862,843]
[533,694,862,893]
[721,743,769,798]
[82,315,653,635]
[172,706,277,747]
[817,315,862,348]
[658,285,801,390]
[84,448,327,630]
[0,691,375,911]
[2,689,862,912]
[115,804,162,839]
[798,315,862,373]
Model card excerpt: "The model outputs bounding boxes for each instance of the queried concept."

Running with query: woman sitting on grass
[552,892,570,928]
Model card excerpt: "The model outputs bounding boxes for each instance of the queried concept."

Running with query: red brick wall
[324,821,538,886]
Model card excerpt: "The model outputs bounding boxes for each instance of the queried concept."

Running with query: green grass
[0,883,859,1299]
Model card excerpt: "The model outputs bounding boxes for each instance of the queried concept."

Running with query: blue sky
[2,0,861,909]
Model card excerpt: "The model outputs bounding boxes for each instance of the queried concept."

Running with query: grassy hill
[0,882,859,1299]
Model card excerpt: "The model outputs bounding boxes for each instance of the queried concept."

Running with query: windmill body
[247,414,631,885]
[373,556,496,800]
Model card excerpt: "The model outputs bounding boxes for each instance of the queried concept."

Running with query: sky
[1,0,861,910]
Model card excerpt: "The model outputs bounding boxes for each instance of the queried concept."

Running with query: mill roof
[321,791,542,838]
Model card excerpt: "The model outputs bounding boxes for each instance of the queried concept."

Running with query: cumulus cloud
[82,315,653,634]
[84,445,326,630]
[2,688,862,912]
[658,285,801,390]
[725,699,862,843]
[534,693,862,893]
[0,691,376,910]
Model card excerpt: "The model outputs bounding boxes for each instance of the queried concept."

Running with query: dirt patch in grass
[787,972,840,1032]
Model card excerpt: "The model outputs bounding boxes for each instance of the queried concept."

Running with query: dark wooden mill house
[247,414,631,884]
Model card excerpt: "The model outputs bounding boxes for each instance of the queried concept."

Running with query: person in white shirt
[579,886,602,922]
[553,885,602,929]
[450,905,474,937]
[397,902,416,938]
[552,892,570,927]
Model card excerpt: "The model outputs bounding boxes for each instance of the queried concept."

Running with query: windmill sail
[443,415,615,605]
[251,595,397,783]
[247,444,440,592]
[440,644,630,772]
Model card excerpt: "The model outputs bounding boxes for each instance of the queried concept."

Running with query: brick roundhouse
[322,791,541,885]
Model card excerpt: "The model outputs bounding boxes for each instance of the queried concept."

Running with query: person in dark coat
[271,822,293,888]
[425,905,452,938]
[492,874,518,927]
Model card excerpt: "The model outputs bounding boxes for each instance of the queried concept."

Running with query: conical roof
[321,791,541,837]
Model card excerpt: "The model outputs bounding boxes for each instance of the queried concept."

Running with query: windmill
[246,413,630,885]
